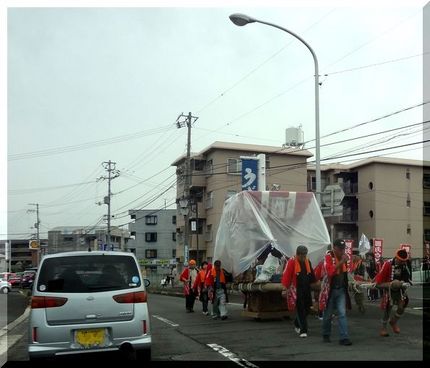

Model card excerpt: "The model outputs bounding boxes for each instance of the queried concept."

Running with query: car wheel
[1,287,8,294]
[135,349,151,361]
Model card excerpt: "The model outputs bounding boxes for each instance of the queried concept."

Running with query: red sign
[400,243,411,257]
[373,238,383,264]
[344,239,354,272]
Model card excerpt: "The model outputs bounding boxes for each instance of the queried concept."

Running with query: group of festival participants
[179,239,413,345]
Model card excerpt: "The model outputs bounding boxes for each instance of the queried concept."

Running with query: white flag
[358,233,370,256]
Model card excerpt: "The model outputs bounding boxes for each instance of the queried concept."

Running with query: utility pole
[28,203,40,265]
[176,112,198,264]
[99,161,120,250]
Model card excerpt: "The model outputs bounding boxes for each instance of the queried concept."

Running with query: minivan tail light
[113,291,147,303]
[31,296,68,309]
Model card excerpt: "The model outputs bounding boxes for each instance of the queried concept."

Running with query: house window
[424,202,430,216]
[205,159,213,176]
[406,168,410,179]
[227,158,241,175]
[145,232,157,242]
[424,173,430,188]
[424,229,430,241]
[145,249,157,258]
[172,232,176,241]
[205,224,213,242]
[145,215,157,225]
[206,191,213,209]
[172,215,176,224]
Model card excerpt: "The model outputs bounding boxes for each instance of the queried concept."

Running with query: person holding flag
[374,249,412,337]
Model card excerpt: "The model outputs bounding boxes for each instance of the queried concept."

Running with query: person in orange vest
[374,248,412,337]
[193,261,212,315]
[320,239,352,346]
[281,245,316,338]
[207,260,228,320]
[179,259,199,313]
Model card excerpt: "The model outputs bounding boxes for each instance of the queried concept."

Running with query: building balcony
[341,182,358,195]
[339,209,358,223]
[189,234,206,250]
[190,172,206,188]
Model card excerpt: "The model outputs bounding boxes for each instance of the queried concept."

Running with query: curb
[0,306,30,338]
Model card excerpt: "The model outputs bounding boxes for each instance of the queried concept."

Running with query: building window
[424,202,430,216]
[424,173,430,188]
[424,229,430,241]
[130,214,136,219]
[206,191,213,209]
[205,159,213,176]
[369,210,374,218]
[226,190,237,200]
[145,215,158,225]
[145,249,157,258]
[172,215,176,224]
[406,194,411,208]
[406,168,410,179]
[145,232,157,242]
[227,158,241,175]
[193,159,205,171]
[407,224,411,235]
[368,182,374,190]
[172,232,176,241]
[172,249,176,258]
[205,224,213,241]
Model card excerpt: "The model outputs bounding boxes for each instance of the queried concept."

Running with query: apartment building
[172,141,313,265]
[308,157,427,258]
[128,209,177,273]
[48,226,130,253]
[0,239,43,270]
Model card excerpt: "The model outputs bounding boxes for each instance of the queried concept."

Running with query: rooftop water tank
[285,126,304,147]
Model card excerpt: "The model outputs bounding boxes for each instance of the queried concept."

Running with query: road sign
[321,205,343,217]
[322,184,345,207]
[28,240,40,250]
[241,157,258,191]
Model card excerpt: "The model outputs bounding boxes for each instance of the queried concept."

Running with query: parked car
[21,270,37,289]
[28,251,151,361]
[9,273,22,287]
[0,272,14,281]
[0,279,12,294]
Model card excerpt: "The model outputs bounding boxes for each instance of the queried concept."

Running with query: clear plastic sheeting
[214,191,331,277]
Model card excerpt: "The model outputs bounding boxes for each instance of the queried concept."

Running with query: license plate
[75,329,106,348]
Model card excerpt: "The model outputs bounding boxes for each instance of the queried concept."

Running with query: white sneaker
[294,327,300,334]
[299,333,308,338]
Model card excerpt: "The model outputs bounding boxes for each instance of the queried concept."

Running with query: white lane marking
[152,315,179,327]
[207,343,259,368]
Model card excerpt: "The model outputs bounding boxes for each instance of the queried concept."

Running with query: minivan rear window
[37,255,141,293]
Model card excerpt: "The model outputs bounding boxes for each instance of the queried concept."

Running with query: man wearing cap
[374,248,412,337]
[179,259,199,313]
[320,239,352,346]
[282,245,316,338]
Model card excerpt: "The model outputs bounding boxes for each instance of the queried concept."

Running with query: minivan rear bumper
[28,335,152,359]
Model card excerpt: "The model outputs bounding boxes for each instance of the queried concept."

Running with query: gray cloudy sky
[1,0,427,240]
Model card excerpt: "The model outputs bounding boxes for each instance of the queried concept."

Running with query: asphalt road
[1,285,425,365]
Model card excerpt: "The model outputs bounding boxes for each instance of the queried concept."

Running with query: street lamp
[229,13,322,206]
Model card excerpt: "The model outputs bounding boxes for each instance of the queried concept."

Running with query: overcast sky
[1,0,428,240]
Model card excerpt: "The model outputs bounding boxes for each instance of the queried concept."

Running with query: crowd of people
[170,240,414,345]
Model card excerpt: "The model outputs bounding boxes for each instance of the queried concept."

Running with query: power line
[8,124,175,161]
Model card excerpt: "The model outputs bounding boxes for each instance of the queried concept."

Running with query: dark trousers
[200,290,209,312]
[186,290,196,311]
[294,297,309,334]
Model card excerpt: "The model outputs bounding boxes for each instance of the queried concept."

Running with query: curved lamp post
[229,13,321,206]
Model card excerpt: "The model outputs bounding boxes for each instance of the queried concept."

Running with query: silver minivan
[28,251,151,361]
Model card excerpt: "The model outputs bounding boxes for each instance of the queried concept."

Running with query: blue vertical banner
[241,158,258,191]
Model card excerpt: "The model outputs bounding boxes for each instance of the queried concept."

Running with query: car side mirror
[144,278,150,288]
